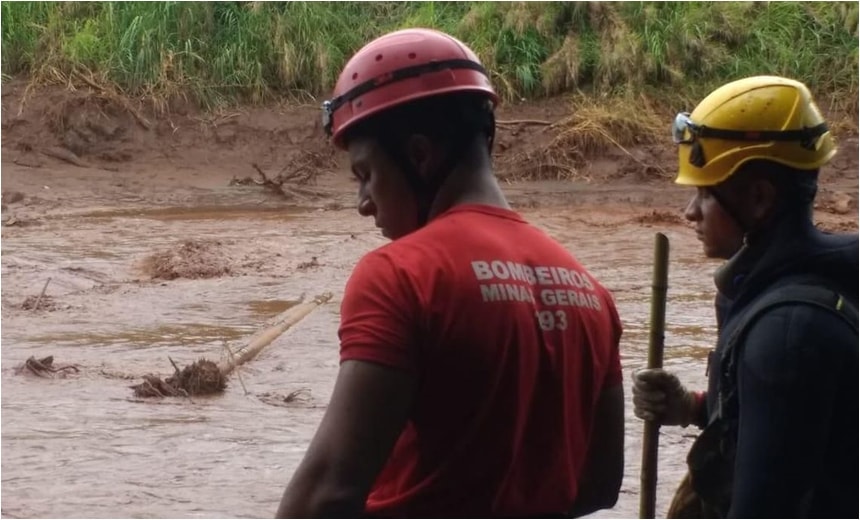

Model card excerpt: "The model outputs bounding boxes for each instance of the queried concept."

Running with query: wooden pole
[216,292,333,376]
[33,277,52,311]
[130,292,334,398]
[639,233,670,519]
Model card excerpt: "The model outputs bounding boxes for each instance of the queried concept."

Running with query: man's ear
[405,134,437,181]
[747,177,778,222]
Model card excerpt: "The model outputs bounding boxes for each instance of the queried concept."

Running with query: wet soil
[1,81,856,518]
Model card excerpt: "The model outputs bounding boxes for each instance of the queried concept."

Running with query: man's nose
[357,193,376,217]
[683,195,700,222]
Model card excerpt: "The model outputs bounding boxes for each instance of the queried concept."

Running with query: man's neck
[426,149,510,219]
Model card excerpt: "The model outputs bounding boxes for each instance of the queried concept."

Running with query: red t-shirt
[339,204,622,517]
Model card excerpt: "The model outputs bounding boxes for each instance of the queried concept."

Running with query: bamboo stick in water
[217,291,334,376]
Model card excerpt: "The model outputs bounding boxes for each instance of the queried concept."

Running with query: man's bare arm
[567,383,624,518]
[276,360,415,518]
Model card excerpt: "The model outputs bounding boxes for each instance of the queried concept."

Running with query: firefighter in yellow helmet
[675,75,836,186]
[633,76,858,517]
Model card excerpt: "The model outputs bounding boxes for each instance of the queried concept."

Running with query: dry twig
[33,277,52,311]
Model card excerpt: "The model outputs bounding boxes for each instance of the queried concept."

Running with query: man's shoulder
[735,278,854,329]
[732,281,858,363]
[349,234,451,285]
[371,210,546,258]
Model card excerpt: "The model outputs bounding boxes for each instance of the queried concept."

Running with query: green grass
[2,1,857,113]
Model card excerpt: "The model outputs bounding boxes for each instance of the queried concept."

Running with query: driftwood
[132,359,225,398]
[496,119,553,126]
[217,292,333,377]
[33,277,52,311]
[131,292,334,398]
[40,146,91,168]
[223,341,249,395]
[39,146,119,172]
[16,356,80,377]
[74,70,153,130]
[244,162,330,200]
[13,156,44,168]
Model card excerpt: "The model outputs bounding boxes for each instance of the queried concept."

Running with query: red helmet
[322,28,499,149]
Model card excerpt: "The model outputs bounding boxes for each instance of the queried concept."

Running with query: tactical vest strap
[687,282,858,517]
[719,282,858,421]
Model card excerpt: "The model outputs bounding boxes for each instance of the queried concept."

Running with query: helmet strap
[374,140,450,227]
[412,137,473,226]
[707,186,749,234]
[689,141,707,168]
[378,101,495,227]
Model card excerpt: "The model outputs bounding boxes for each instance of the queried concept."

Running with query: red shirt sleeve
[338,250,418,373]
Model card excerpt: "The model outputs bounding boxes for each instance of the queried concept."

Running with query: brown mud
[1,79,856,518]
[140,239,233,281]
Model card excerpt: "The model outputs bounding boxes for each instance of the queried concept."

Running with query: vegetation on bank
[2,1,857,112]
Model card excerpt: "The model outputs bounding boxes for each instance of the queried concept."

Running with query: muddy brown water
[2,203,721,518]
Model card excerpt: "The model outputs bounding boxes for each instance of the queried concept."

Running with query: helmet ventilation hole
[408,52,417,59]
[352,72,358,80]
[375,54,383,61]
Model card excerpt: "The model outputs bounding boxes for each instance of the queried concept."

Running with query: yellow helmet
[674,75,837,187]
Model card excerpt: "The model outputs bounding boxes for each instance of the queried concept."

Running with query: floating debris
[15,355,80,377]
[130,292,333,399]
[140,240,231,280]
[130,358,226,398]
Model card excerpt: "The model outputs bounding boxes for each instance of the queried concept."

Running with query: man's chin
[378,225,396,240]
[702,245,737,261]
[379,226,412,241]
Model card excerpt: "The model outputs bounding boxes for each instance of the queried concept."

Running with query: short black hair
[732,159,819,209]
[342,92,495,154]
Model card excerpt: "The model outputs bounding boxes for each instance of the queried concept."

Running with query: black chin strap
[399,136,474,226]
[385,106,496,227]
[709,180,815,246]
[707,187,749,237]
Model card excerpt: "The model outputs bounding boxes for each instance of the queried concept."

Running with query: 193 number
[536,310,568,331]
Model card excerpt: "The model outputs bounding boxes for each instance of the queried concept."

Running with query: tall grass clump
[1,2,411,106]
[1,1,857,116]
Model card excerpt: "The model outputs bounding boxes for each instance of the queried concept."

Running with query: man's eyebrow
[349,148,370,172]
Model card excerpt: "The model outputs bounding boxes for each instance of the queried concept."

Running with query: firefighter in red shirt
[276,28,624,518]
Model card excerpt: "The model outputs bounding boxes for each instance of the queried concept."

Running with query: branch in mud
[130,358,226,398]
[250,162,286,195]
[233,162,329,201]
[228,144,339,201]
[73,69,153,131]
[130,292,333,399]
[38,146,119,172]
[32,277,52,311]
[15,356,80,377]
[15,294,332,398]
[21,294,61,312]
[257,389,314,408]
[275,148,336,186]
[496,119,553,127]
